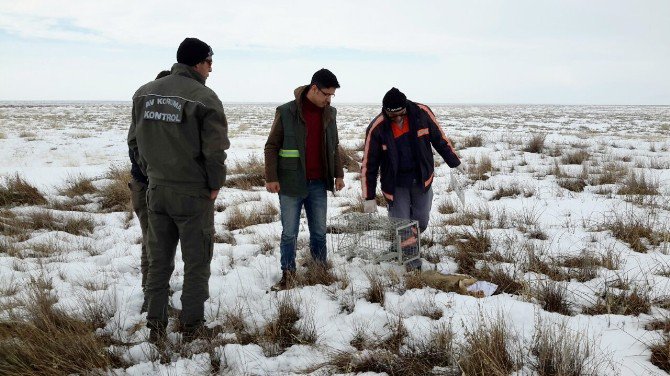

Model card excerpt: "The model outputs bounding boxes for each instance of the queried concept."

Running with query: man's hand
[210,189,219,200]
[335,178,345,191]
[455,163,466,174]
[363,199,377,213]
[266,182,280,193]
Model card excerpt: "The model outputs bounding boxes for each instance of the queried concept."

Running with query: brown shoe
[271,270,296,291]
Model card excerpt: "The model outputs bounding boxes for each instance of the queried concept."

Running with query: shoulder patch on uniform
[142,95,186,123]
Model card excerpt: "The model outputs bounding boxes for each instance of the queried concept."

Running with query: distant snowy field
[0,102,669,375]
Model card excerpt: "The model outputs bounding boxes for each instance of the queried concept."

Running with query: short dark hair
[310,68,340,89]
[155,70,171,80]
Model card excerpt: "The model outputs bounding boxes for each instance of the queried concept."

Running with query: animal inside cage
[328,212,420,266]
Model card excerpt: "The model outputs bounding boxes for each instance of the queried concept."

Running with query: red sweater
[302,97,324,180]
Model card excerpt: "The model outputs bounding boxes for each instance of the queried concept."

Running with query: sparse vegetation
[0,278,113,374]
[458,313,519,375]
[99,165,131,212]
[225,201,278,230]
[523,133,546,154]
[0,174,47,207]
[225,154,265,189]
[531,320,599,376]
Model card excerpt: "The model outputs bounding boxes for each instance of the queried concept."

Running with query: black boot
[271,270,296,291]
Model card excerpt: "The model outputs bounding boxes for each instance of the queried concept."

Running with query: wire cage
[328,212,420,266]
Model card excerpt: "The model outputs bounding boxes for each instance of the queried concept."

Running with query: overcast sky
[0,0,668,104]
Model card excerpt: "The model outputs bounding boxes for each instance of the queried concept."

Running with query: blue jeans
[279,180,328,271]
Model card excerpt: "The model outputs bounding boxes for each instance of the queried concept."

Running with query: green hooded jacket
[128,63,229,190]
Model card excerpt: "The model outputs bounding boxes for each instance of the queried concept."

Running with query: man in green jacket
[128,37,229,342]
[264,68,345,291]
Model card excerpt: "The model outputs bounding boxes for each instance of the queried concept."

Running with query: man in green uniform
[128,37,229,342]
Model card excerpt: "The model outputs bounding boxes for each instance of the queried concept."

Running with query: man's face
[194,58,212,79]
[310,84,336,108]
[386,108,407,125]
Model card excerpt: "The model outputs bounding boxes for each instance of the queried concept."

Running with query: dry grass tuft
[225,201,278,231]
[297,260,339,287]
[458,313,519,375]
[461,134,484,148]
[600,210,662,253]
[0,174,47,207]
[531,320,599,376]
[557,177,587,192]
[467,155,495,181]
[365,270,386,305]
[262,294,315,355]
[225,154,266,189]
[339,145,361,173]
[0,278,112,374]
[583,288,651,316]
[650,334,670,373]
[617,171,659,196]
[59,174,98,198]
[491,183,533,200]
[523,133,547,154]
[99,165,131,212]
[561,150,590,165]
[437,199,458,215]
[329,324,455,375]
[532,281,573,316]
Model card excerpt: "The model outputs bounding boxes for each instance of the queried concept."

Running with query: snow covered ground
[0,102,669,375]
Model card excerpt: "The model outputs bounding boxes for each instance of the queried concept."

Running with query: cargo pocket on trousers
[203,228,214,262]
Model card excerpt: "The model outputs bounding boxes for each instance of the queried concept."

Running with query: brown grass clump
[601,211,661,253]
[617,171,659,196]
[523,133,547,154]
[467,155,494,181]
[531,320,599,376]
[461,134,484,148]
[339,145,361,173]
[262,294,315,355]
[59,174,98,198]
[557,177,587,192]
[457,314,519,376]
[437,199,457,215]
[99,165,131,212]
[650,334,670,373]
[26,210,95,236]
[225,154,265,189]
[0,174,47,207]
[561,150,590,165]
[225,201,278,231]
[532,281,573,316]
[297,260,338,287]
[0,278,112,374]
[328,322,455,375]
[490,183,533,200]
[365,271,386,305]
[590,161,628,185]
[583,288,651,316]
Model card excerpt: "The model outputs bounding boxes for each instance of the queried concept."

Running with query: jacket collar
[293,85,334,125]
[171,63,207,85]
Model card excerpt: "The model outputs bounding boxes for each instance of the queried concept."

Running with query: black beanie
[176,38,213,66]
[383,87,407,112]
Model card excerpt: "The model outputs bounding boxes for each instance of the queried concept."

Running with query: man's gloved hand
[363,199,377,213]
[455,162,466,174]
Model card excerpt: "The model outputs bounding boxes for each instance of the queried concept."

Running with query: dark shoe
[149,327,166,344]
[182,325,215,342]
[271,270,296,291]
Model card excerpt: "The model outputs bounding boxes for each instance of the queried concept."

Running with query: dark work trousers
[387,183,434,232]
[387,183,433,270]
[128,178,149,296]
[145,184,214,330]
